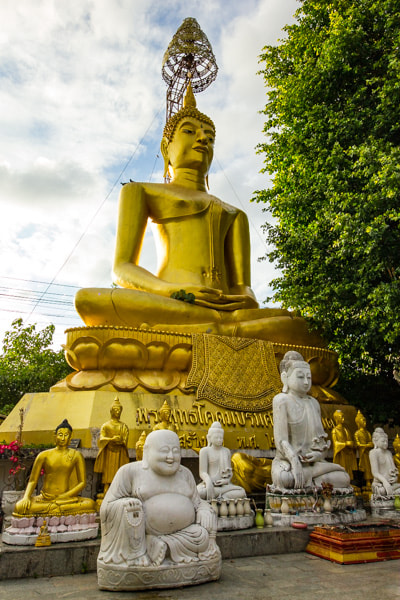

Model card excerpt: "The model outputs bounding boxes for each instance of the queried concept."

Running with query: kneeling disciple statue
[4,419,97,545]
[97,430,221,591]
[271,352,351,491]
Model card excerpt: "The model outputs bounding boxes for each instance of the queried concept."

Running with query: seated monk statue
[369,428,400,497]
[198,421,246,500]
[97,430,220,572]
[271,351,351,491]
[94,397,130,495]
[74,83,325,349]
[14,419,96,517]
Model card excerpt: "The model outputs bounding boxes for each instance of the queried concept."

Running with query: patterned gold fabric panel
[186,334,282,411]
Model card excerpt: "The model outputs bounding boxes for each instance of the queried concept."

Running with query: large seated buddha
[75,86,325,343]
[65,84,338,397]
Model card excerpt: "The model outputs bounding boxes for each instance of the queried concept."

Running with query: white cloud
[0,0,297,348]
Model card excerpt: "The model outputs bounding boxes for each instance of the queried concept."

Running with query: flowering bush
[0,440,28,490]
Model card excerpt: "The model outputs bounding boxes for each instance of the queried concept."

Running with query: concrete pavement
[0,553,399,600]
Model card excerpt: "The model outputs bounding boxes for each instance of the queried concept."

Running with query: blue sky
[0,0,298,348]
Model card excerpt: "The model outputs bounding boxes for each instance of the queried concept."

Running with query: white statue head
[207,421,224,447]
[372,427,388,450]
[142,430,181,476]
[279,351,311,394]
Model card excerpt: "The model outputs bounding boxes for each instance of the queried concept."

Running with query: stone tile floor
[0,553,399,600]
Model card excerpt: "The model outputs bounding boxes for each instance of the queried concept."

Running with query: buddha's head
[280,351,312,394]
[110,397,122,419]
[161,82,215,180]
[159,400,172,423]
[207,421,224,447]
[55,418,73,447]
[333,410,345,426]
[142,430,181,476]
[372,427,388,450]
[355,410,366,429]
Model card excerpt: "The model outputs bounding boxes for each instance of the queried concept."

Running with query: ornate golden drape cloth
[186,334,282,411]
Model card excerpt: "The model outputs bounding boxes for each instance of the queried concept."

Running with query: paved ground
[0,553,399,600]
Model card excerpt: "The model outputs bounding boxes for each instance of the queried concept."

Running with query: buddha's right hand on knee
[16,497,31,514]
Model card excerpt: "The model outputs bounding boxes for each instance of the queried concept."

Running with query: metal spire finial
[162,17,218,122]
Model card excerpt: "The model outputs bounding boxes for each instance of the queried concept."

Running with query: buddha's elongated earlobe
[163,155,170,180]
[161,137,171,182]
[281,372,288,393]
[206,175,209,190]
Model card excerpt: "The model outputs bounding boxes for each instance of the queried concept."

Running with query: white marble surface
[270,509,367,527]
[2,526,99,545]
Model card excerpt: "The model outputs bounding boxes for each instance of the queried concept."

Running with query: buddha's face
[160,408,171,422]
[375,433,388,450]
[146,431,181,476]
[55,427,72,447]
[335,411,344,425]
[357,415,366,429]
[111,405,122,419]
[286,365,312,395]
[164,116,215,175]
[209,428,224,447]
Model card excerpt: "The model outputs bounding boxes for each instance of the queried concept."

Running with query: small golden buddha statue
[331,410,357,479]
[35,519,51,547]
[354,410,373,488]
[14,419,96,517]
[135,431,147,461]
[74,83,325,350]
[152,400,177,433]
[94,397,130,495]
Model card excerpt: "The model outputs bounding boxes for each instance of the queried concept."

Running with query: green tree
[0,319,71,415]
[256,0,400,423]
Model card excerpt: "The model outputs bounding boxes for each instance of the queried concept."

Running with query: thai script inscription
[135,402,274,429]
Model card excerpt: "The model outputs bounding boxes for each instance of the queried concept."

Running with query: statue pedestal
[97,553,221,591]
[266,490,366,526]
[370,496,400,519]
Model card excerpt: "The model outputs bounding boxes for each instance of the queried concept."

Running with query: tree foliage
[256,0,400,422]
[0,319,70,415]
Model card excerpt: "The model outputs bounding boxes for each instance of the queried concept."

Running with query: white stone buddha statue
[97,429,221,591]
[271,351,351,491]
[198,422,246,500]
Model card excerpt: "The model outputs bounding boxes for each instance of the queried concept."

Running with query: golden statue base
[0,388,355,452]
[60,326,342,401]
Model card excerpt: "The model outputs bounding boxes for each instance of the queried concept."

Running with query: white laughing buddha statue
[97,429,221,591]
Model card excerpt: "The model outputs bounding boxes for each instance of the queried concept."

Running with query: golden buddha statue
[354,410,373,488]
[331,409,357,479]
[152,400,177,433]
[393,434,400,481]
[135,431,147,461]
[74,84,324,349]
[14,419,96,517]
[94,397,130,495]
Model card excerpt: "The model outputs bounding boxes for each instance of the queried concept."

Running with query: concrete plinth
[0,525,311,581]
